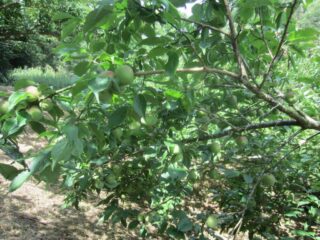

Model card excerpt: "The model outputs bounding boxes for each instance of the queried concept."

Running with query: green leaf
[108,106,128,129]
[148,47,168,58]
[0,163,21,180]
[51,138,72,168]
[9,171,32,192]
[7,92,29,111]
[1,112,28,137]
[83,5,114,32]
[14,79,36,90]
[133,94,147,118]
[62,125,79,142]
[29,121,46,134]
[90,40,106,52]
[165,89,183,99]
[288,28,319,43]
[28,151,50,174]
[74,61,91,76]
[165,51,179,75]
[128,220,139,230]
[89,77,112,95]
[52,12,74,21]
[39,165,61,183]
[61,18,80,39]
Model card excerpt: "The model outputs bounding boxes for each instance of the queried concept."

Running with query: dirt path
[0,136,134,240]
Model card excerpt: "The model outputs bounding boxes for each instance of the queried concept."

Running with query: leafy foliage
[1,0,320,239]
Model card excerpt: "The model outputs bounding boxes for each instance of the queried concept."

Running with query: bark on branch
[180,17,230,37]
[182,120,300,143]
[135,67,240,79]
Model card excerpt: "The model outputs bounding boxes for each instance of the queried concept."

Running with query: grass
[9,66,77,89]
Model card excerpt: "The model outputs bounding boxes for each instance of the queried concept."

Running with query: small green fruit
[141,115,158,126]
[285,90,295,104]
[129,121,141,130]
[261,174,276,187]
[137,213,145,223]
[173,144,182,155]
[210,142,221,154]
[112,128,123,140]
[27,106,43,121]
[25,86,40,102]
[106,174,118,185]
[112,165,122,177]
[247,199,257,209]
[0,101,9,114]
[39,99,54,111]
[226,94,237,108]
[235,136,248,146]
[206,215,218,228]
[115,65,134,86]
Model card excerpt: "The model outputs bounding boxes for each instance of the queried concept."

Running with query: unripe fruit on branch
[210,141,221,154]
[225,94,237,108]
[0,101,9,114]
[39,99,54,111]
[25,86,40,102]
[173,144,182,155]
[106,174,118,185]
[261,174,276,187]
[284,90,296,104]
[27,106,43,121]
[205,215,218,228]
[115,65,134,86]
[112,128,123,140]
[141,114,158,127]
[235,136,248,146]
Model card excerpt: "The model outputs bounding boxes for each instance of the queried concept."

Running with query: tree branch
[223,0,248,78]
[180,17,230,37]
[135,67,240,79]
[260,0,298,88]
[182,120,300,143]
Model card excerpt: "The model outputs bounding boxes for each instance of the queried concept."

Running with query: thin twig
[135,67,240,79]
[223,0,247,78]
[259,0,298,89]
[182,120,300,143]
[180,17,230,37]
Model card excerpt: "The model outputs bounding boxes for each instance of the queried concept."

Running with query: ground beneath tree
[0,135,136,240]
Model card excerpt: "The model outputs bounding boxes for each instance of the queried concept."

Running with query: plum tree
[1,0,319,239]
